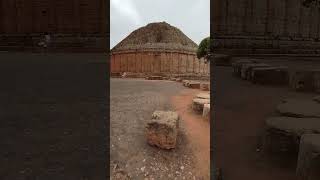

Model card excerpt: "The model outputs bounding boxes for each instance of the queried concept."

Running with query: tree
[197,37,212,62]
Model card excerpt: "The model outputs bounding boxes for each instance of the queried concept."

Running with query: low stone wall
[110,50,210,75]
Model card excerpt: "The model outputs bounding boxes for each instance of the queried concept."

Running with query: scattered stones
[250,66,288,85]
[296,134,320,180]
[145,111,179,149]
[200,82,210,91]
[276,99,320,118]
[192,98,210,113]
[202,104,210,120]
[182,80,190,87]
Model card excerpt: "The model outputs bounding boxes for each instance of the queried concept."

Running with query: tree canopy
[197,37,211,61]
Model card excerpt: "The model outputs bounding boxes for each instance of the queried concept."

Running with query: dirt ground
[110,78,210,180]
[214,62,319,180]
[0,53,108,180]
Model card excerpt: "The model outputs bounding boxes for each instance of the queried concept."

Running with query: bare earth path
[110,78,210,180]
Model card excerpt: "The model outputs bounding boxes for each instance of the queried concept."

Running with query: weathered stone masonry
[212,0,320,55]
[111,50,209,75]
[0,0,107,52]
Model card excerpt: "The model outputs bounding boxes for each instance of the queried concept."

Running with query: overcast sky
[110,0,210,49]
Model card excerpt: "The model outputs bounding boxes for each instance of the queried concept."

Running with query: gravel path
[110,78,204,180]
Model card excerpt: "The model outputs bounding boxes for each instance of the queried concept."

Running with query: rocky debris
[250,66,288,85]
[296,134,320,180]
[196,93,210,100]
[145,76,163,80]
[264,116,320,152]
[202,104,210,120]
[313,96,320,103]
[240,63,270,80]
[188,81,201,89]
[192,98,210,113]
[200,82,210,91]
[214,54,232,66]
[289,70,320,92]
[145,111,179,149]
[276,99,320,118]
[232,59,258,77]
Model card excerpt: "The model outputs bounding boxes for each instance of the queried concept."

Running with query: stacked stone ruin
[262,97,320,180]
[110,22,210,77]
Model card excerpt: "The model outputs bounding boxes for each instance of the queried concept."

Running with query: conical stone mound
[111,22,198,53]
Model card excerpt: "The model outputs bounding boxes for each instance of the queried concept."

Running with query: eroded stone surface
[202,104,210,120]
[192,98,210,113]
[276,99,320,118]
[240,63,270,80]
[265,117,320,137]
[145,111,179,149]
[296,134,320,180]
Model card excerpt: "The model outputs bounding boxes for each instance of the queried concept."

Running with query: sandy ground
[110,78,210,180]
[214,64,319,180]
[0,53,108,180]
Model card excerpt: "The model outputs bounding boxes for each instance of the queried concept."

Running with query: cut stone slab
[250,66,288,85]
[193,98,210,113]
[196,93,210,99]
[276,99,320,118]
[145,111,179,149]
[264,116,320,153]
[188,81,201,89]
[202,104,210,120]
[289,70,320,92]
[266,117,320,136]
[200,82,210,91]
[145,76,163,80]
[296,134,320,180]
[240,63,270,80]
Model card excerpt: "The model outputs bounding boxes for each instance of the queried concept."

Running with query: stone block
[192,98,210,113]
[182,80,190,87]
[264,116,320,153]
[276,99,320,118]
[200,82,210,91]
[145,111,179,149]
[145,76,163,80]
[289,70,320,92]
[250,66,288,85]
[202,104,210,120]
[232,59,258,77]
[188,81,201,89]
[196,93,210,99]
[175,78,182,82]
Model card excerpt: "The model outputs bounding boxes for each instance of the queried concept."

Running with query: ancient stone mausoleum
[0,0,107,52]
[212,0,320,55]
[110,22,209,75]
